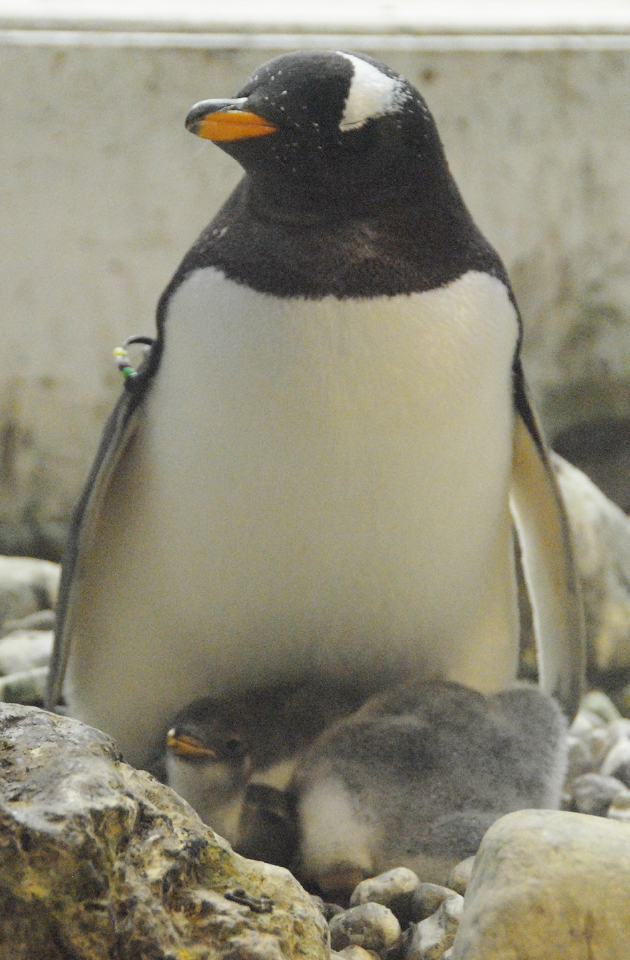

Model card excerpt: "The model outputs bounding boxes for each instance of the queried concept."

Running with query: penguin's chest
[140,267,518,658]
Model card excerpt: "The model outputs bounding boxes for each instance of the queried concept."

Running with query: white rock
[350,867,420,925]
[410,884,459,925]
[580,691,621,723]
[607,789,630,822]
[0,556,60,626]
[0,630,53,676]
[0,666,49,704]
[564,734,596,785]
[569,708,606,737]
[566,708,616,777]
[329,903,402,954]
[446,858,475,896]
[600,736,630,785]
[0,609,55,637]
[585,726,617,769]
[572,773,628,817]
[605,717,630,744]
[334,948,381,960]
[406,895,464,960]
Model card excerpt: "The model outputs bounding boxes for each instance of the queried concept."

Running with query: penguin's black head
[185,51,451,220]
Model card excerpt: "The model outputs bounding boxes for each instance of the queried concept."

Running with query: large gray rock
[450,809,630,960]
[0,703,329,960]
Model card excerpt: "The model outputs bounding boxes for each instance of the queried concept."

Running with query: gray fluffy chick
[288,680,568,901]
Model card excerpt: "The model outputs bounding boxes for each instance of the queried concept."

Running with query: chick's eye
[224,737,244,756]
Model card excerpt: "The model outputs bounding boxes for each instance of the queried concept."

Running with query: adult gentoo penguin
[46,51,585,767]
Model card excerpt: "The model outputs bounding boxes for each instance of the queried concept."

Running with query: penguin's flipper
[509,358,586,719]
[45,379,148,711]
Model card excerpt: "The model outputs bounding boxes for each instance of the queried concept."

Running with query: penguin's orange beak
[166,729,218,759]
[186,98,279,142]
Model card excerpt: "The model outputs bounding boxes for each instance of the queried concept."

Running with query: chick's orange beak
[186,98,279,142]
[166,729,218,759]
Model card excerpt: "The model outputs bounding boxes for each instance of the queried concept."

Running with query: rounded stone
[614,684,630,718]
[569,708,607,737]
[409,884,460,924]
[350,868,420,926]
[0,557,60,626]
[0,629,53,676]
[329,903,402,954]
[607,788,630,822]
[0,666,49,705]
[446,858,475,896]
[405,895,464,960]
[0,610,55,637]
[564,735,596,784]
[580,691,621,724]
[600,736,630,786]
[334,947,382,960]
[585,726,616,768]
[572,772,627,816]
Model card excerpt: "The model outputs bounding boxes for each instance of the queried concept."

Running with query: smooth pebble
[572,772,627,816]
[446,858,475,896]
[350,868,420,927]
[409,884,459,924]
[334,947,381,960]
[0,629,53,676]
[329,903,402,954]
[0,666,49,704]
[405,895,463,960]
[600,736,630,786]
[607,788,630,822]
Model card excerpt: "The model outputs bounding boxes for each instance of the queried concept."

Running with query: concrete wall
[2,31,630,557]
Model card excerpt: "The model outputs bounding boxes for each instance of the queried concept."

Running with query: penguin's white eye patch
[337,52,409,131]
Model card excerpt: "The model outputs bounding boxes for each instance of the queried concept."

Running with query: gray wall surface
[2,34,630,556]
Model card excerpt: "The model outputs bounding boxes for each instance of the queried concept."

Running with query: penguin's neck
[161,174,509,303]
[239,167,440,225]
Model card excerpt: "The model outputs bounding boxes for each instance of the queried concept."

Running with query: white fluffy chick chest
[139,267,518,681]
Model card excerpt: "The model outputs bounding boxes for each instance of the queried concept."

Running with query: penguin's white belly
[66,268,520,766]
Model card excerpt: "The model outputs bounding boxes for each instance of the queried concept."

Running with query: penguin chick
[48,50,584,768]
[165,679,368,847]
[236,783,298,867]
[289,680,568,901]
